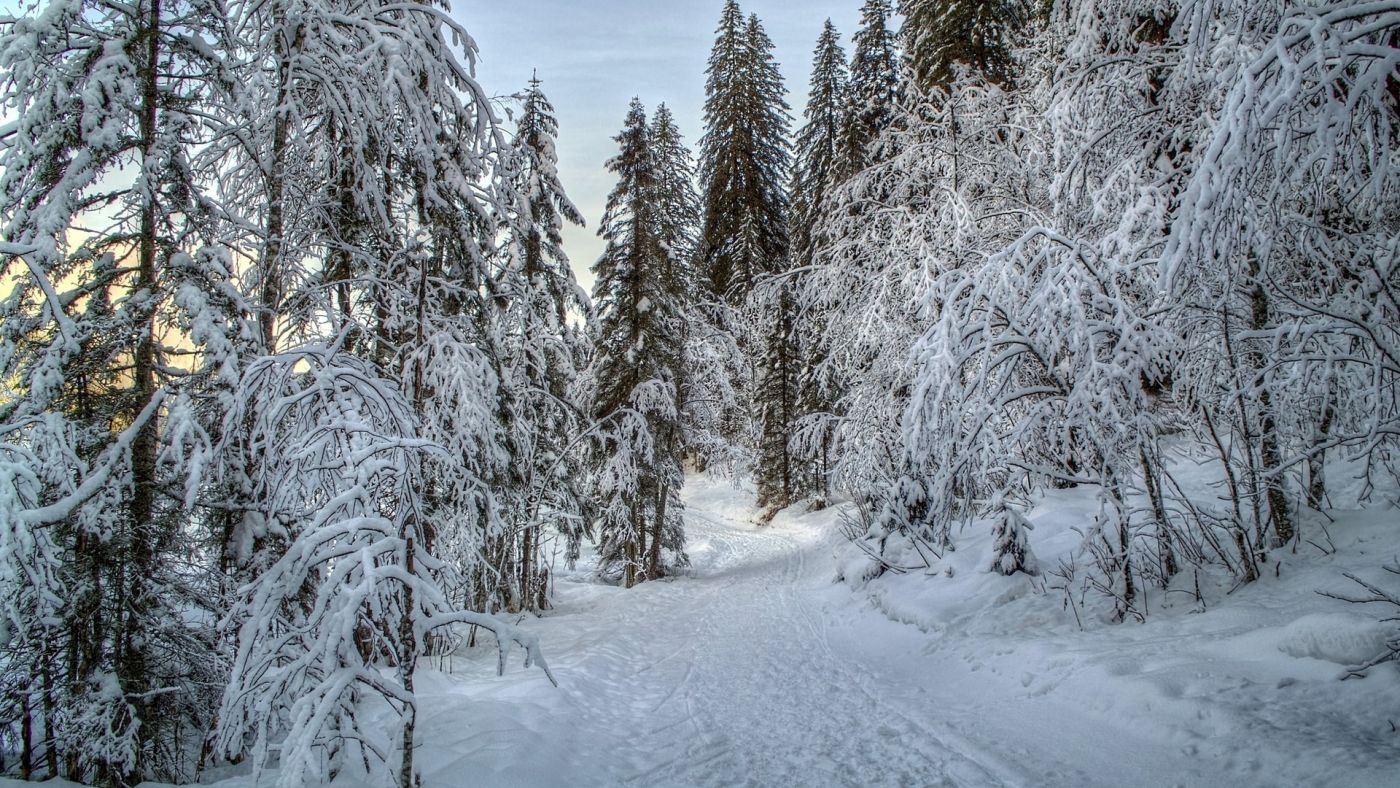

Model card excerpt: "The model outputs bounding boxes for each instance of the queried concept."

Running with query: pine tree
[695,4,792,487]
[988,497,1038,576]
[899,0,1029,93]
[644,103,699,574]
[789,21,850,503]
[649,104,701,304]
[755,286,800,513]
[842,0,902,176]
[494,74,590,612]
[589,99,688,587]
[698,2,792,305]
[791,20,849,273]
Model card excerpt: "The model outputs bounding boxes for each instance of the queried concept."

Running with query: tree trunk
[1307,394,1334,510]
[649,459,669,581]
[259,22,302,354]
[1139,447,1177,585]
[120,1,164,779]
[20,687,32,780]
[399,535,419,788]
[1248,275,1294,546]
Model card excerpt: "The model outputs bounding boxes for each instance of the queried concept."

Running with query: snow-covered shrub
[988,498,1038,576]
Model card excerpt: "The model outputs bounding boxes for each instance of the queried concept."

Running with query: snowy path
[412,480,1001,786]
[411,478,1232,788]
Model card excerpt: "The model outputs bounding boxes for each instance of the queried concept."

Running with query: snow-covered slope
[11,474,1393,788]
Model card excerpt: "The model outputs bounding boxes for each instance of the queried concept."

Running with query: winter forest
[0,0,1397,785]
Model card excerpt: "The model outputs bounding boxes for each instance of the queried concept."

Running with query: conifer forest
[1,1,1398,786]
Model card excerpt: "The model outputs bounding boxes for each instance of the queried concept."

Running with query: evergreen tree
[649,104,702,306]
[754,286,800,513]
[698,2,792,304]
[791,20,850,273]
[588,99,688,587]
[988,497,1038,576]
[695,3,792,489]
[644,103,699,573]
[493,74,590,612]
[789,21,850,503]
[842,0,902,176]
[899,0,1029,93]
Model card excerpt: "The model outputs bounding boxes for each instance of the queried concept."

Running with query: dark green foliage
[842,0,903,175]
[698,1,792,305]
[899,0,1030,92]
[791,20,849,272]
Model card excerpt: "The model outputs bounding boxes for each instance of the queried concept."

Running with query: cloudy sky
[454,0,868,290]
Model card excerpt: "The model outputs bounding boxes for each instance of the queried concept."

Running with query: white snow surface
[12,475,1397,788]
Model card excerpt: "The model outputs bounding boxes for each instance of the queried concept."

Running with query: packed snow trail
[410,478,1226,788]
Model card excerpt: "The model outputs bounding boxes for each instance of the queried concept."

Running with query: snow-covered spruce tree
[648,102,707,452]
[899,0,1029,93]
[588,99,689,587]
[695,7,795,497]
[790,21,850,278]
[487,75,591,612]
[988,496,1038,576]
[0,0,229,780]
[742,11,799,513]
[789,21,849,503]
[645,104,699,567]
[840,0,902,177]
[698,2,792,306]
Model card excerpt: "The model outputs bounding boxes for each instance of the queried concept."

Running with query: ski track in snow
[415,480,1023,787]
[410,478,1236,788]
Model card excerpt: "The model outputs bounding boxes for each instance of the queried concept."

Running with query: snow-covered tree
[588,99,689,587]
[789,21,850,502]
[791,21,850,275]
[988,497,1038,576]
[695,6,795,500]
[0,0,229,779]
[487,75,591,612]
[213,349,553,788]
[1163,0,1400,550]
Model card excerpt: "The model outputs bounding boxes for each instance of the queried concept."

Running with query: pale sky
[455,0,870,291]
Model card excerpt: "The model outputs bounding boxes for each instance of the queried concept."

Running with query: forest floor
[10,474,1397,787]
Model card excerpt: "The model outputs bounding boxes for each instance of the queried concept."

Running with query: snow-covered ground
[10,474,1396,788]
[404,474,1400,787]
